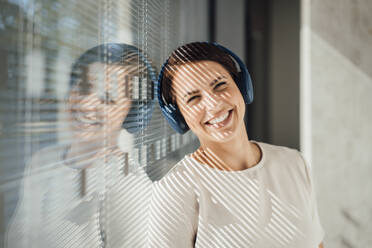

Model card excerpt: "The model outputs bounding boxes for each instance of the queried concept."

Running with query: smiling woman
[172,60,246,144]
[149,42,325,248]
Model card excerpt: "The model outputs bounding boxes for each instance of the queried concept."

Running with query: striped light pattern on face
[170,60,244,142]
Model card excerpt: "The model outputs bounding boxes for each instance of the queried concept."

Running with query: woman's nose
[203,91,220,110]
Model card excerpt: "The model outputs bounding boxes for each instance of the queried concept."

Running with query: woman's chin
[211,130,235,141]
[198,128,236,144]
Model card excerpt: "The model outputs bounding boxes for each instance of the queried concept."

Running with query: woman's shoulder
[154,155,199,194]
[255,140,303,165]
[256,140,299,155]
[257,141,310,184]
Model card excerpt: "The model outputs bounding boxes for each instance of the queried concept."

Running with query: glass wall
[0,0,208,247]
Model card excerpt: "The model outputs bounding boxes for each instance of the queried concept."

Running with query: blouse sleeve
[148,166,198,248]
[298,152,325,245]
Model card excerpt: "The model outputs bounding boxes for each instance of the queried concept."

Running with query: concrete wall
[302,0,372,247]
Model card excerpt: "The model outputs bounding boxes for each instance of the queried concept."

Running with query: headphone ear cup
[173,104,189,133]
[233,72,250,104]
[160,103,189,134]
[156,65,190,134]
[244,71,254,104]
[234,70,253,105]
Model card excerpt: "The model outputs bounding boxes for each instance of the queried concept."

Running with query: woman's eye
[187,95,200,104]
[214,81,227,90]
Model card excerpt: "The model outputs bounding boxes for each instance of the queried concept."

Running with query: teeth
[208,111,229,124]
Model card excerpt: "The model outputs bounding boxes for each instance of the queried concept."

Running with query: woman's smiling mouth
[205,109,233,128]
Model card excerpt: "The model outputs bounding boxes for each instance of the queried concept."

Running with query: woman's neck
[196,126,261,171]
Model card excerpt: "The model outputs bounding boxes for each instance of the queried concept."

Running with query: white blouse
[148,141,325,248]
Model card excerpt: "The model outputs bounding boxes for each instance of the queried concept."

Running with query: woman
[6,43,155,248]
[149,42,325,248]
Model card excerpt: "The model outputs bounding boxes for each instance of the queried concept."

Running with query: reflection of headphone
[69,43,156,133]
[156,42,254,134]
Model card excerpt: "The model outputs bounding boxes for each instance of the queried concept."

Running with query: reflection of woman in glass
[7,43,155,248]
[150,42,325,248]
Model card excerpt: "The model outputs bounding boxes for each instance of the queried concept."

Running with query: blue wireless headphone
[156,42,254,134]
[69,43,156,134]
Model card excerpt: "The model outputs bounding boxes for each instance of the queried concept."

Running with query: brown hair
[161,42,239,105]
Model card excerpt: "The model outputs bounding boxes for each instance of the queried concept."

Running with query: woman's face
[68,62,132,141]
[172,60,246,143]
